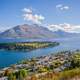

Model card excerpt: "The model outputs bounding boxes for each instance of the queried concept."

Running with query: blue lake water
[0,37,80,68]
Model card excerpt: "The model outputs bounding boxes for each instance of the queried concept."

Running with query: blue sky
[0,0,80,32]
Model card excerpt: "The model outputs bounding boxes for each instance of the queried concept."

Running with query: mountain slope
[53,30,80,38]
[0,24,57,39]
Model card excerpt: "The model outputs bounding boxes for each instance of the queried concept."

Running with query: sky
[0,0,80,33]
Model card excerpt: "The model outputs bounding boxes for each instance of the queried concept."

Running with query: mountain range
[0,24,57,39]
[0,24,79,39]
[53,30,80,38]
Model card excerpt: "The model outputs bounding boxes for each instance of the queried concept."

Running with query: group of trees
[6,68,80,80]
[70,53,80,68]
[4,69,28,80]
[0,42,59,51]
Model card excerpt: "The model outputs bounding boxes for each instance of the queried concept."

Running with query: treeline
[2,68,80,80]
[0,42,59,51]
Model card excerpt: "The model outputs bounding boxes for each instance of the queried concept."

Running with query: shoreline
[0,49,79,69]
[0,50,80,77]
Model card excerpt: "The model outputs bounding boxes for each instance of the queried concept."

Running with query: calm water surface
[0,37,80,68]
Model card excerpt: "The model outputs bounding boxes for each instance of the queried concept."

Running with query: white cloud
[56,4,70,11]
[22,8,45,24]
[56,4,63,8]
[47,23,80,33]
[23,8,32,13]
[0,25,11,32]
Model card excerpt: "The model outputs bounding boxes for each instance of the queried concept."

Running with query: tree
[8,73,16,80]
[70,53,80,68]
[18,69,28,80]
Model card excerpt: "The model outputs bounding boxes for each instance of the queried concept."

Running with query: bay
[0,37,80,68]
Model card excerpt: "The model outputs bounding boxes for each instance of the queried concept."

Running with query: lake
[0,37,80,68]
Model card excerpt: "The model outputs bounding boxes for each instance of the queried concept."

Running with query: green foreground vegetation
[0,42,59,51]
[1,50,80,80]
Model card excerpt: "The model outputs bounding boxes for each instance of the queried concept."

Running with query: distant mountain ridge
[0,24,57,39]
[0,24,80,39]
[54,30,80,37]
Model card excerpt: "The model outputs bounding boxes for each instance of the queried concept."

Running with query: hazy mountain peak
[0,24,56,39]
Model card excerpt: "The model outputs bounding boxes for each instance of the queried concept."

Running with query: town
[0,50,80,80]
